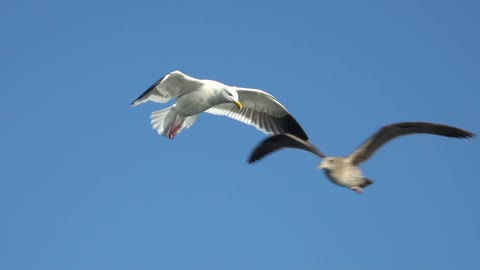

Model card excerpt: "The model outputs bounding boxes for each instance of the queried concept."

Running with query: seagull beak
[233,100,243,110]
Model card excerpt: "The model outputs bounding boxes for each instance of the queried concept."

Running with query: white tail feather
[150,106,177,136]
[150,106,198,137]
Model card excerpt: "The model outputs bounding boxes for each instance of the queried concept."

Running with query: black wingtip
[389,122,475,140]
[248,149,270,164]
[247,134,292,164]
[247,151,257,163]
[248,149,268,164]
[130,73,169,107]
[279,114,309,141]
[459,130,475,139]
[247,138,275,164]
[441,125,475,139]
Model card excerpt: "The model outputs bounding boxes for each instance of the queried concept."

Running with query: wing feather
[349,122,475,165]
[249,134,325,163]
[131,70,204,106]
[205,88,309,140]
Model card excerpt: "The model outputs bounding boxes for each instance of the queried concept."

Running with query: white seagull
[131,70,308,140]
[248,122,474,193]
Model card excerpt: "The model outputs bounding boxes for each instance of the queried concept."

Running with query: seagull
[131,70,308,140]
[248,122,474,193]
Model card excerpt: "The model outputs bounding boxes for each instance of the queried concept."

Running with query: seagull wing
[205,88,309,140]
[249,134,325,163]
[131,70,204,106]
[349,122,475,165]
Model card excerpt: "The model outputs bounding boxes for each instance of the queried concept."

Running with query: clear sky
[1,0,479,269]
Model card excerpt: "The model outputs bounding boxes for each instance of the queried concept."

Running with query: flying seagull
[248,122,474,193]
[131,70,308,140]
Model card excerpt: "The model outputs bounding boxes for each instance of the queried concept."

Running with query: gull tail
[150,106,177,136]
[361,178,374,188]
[150,106,197,138]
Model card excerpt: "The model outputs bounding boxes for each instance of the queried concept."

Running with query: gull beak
[234,100,243,110]
[317,162,326,169]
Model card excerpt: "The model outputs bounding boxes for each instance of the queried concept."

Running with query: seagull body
[131,70,308,140]
[248,122,474,193]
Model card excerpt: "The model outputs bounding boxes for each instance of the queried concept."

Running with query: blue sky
[1,0,479,269]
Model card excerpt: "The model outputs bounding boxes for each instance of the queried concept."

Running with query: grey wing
[249,134,325,163]
[205,88,309,140]
[349,122,475,165]
[131,70,204,106]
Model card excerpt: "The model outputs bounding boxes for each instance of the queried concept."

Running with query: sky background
[1,0,479,269]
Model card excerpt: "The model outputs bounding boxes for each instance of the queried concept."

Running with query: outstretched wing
[206,88,309,140]
[249,134,325,163]
[349,122,475,165]
[131,70,204,106]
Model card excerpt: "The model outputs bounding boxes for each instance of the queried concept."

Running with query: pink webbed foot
[350,186,364,194]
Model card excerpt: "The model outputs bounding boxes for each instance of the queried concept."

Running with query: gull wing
[249,134,325,163]
[349,122,474,165]
[206,88,308,140]
[131,70,204,106]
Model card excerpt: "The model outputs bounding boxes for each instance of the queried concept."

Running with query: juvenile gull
[131,70,308,140]
[248,122,474,193]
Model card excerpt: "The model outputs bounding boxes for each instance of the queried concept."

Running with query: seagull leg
[167,123,175,139]
[170,124,181,139]
[167,124,177,139]
[166,115,179,140]
[167,121,183,139]
[350,186,363,194]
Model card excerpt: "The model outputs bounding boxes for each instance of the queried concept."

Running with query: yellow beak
[234,100,243,110]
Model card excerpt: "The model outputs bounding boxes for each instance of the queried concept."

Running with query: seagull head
[318,157,338,170]
[222,87,242,109]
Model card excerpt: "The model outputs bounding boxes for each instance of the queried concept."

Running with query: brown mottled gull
[249,122,474,193]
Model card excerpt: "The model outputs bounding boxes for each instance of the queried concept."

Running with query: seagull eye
[224,89,234,97]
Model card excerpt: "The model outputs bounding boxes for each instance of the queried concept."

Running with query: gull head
[222,87,242,109]
[318,157,339,170]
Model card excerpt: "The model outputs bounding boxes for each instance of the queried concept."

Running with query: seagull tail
[361,178,374,188]
[150,106,198,137]
[150,106,177,136]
